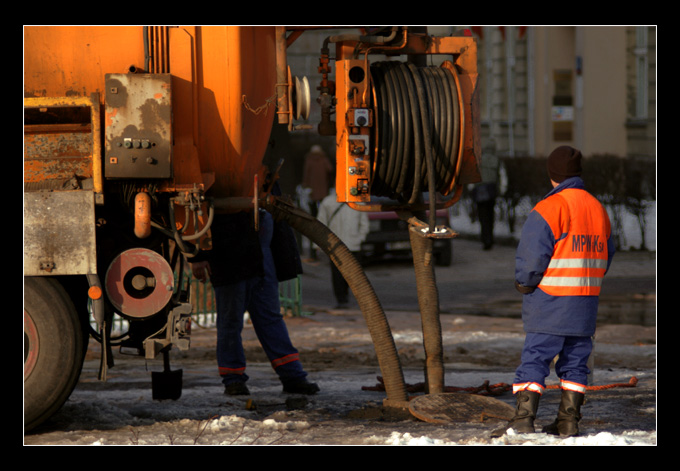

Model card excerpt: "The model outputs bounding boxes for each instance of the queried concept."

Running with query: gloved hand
[515,281,536,294]
[191,261,211,283]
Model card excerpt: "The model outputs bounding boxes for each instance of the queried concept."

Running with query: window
[634,26,649,119]
[552,69,573,141]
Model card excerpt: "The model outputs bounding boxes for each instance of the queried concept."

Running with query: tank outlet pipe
[263,196,409,407]
[134,192,152,239]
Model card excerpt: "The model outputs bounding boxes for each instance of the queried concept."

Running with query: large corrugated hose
[371,61,456,394]
[408,223,445,394]
[264,198,409,407]
[371,61,461,230]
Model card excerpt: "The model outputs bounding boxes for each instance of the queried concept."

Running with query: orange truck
[24,26,480,430]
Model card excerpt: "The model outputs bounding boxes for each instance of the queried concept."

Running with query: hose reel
[370,61,463,205]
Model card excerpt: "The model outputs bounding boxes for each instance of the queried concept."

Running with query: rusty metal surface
[408,393,515,424]
[24,95,103,202]
[24,26,278,199]
[104,73,173,179]
[23,191,96,276]
[104,248,174,319]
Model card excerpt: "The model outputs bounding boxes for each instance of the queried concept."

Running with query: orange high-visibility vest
[534,188,611,296]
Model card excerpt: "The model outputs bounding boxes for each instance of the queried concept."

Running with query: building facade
[279,26,656,195]
[473,25,656,160]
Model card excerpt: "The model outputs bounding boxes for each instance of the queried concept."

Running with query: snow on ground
[24,362,656,445]
[24,313,656,446]
[24,208,656,445]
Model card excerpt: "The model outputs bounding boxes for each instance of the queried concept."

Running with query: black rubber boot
[224,382,250,396]
[542,389,585,437]
[490,390,540,437]
[282,379,320,395]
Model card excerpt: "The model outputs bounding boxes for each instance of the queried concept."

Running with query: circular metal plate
[409,393,515,424]
[105,248,174,318]
[294,76,311,120]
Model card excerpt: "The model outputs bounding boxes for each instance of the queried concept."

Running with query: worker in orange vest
[491,146,616,438]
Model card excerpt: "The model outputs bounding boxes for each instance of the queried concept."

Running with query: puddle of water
[597,297,656,327]
[457,296,656,327]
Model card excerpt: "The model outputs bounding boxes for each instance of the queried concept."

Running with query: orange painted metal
[134,192,152,239]
[24,26,145,98]
[333,31,480,210]
[23,94,103,202]
[334,43,373,206]
[87,285,103,300]
[169,26,277,199]
[24,26,277,200]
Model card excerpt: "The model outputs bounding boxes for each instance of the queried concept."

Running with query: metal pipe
[134,192,152,239]
[87,273,110,381]
[275,26,290,125]
[179,202,214,241]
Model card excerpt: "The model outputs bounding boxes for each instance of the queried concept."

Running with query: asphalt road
[298,237,656,326]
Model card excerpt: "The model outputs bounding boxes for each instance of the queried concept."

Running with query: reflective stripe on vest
[535,189,610,297]
[540,257,608,289]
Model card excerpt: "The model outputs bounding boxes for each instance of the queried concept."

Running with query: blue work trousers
[213,212,306,386]
[513,332,592,393]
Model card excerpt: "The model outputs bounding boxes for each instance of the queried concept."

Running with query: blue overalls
[513,177,615,395]
[214,211,307,387]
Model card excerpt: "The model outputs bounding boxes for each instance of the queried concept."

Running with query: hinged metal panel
[104,73,173,179]
[24,95,104,204]
[23,191,97,276]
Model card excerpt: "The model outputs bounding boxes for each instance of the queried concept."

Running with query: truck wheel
[24,277,85,432]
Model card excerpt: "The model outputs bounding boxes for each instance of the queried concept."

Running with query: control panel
[336,59,373,204]
[104,73,173,179]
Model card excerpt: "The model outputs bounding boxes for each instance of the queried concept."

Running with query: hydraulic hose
[264,198,409,406]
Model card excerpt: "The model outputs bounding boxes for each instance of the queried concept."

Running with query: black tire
[24,277,86,432]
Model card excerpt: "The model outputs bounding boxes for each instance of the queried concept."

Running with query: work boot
[224,382,250,396]
[542,389,585,437]
[282,378,320,395]
[490,390,540,437]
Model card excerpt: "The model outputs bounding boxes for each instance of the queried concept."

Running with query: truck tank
[24,25,277,199]
[24,26,281,431]
[24,26,485,432]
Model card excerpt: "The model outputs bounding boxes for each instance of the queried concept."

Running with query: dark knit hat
[547,146,582,183]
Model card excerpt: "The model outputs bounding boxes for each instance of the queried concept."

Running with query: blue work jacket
[515,177,616,337]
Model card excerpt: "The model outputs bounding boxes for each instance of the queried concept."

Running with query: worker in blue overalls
[189,182,319,397]
[491,146,615,438]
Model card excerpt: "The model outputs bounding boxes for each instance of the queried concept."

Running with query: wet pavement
[24,237,656,445]
[300,236,656,326]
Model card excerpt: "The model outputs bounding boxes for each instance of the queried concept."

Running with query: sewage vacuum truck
[24,26,481,430]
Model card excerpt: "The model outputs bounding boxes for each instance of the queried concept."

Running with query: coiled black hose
[370,61,461,229]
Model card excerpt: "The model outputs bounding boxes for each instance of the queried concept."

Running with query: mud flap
[408,393,515,424]
[152,350,183,401]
